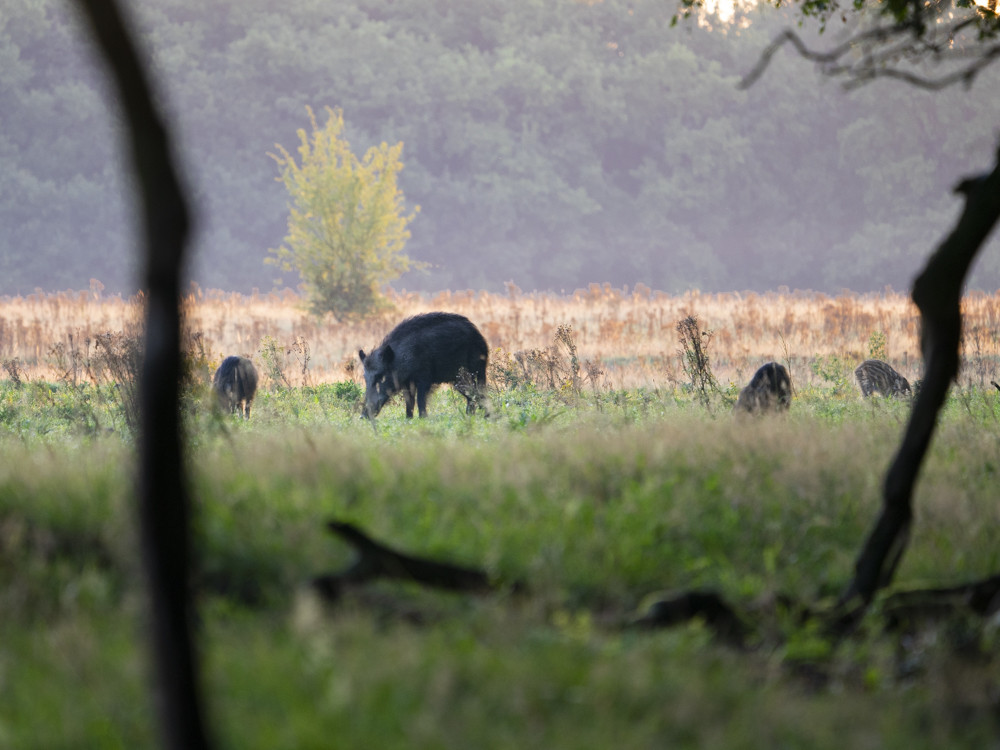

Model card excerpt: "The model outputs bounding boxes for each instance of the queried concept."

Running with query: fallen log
[313,520,520,601]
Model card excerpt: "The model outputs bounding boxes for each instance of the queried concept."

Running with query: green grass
[1,380,999,748]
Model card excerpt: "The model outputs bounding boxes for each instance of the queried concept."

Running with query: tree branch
[740,24,1000,91]
[314,520,521,600]
[835,145,1000,628]
[70,1,209,748]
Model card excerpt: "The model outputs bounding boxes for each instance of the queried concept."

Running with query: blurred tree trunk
[836,151,1000,628]
[70,1,211,748]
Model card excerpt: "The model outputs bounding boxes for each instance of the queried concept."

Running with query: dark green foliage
[332,380,363,402]
[3,0,1000,295]
[810,354,854,396]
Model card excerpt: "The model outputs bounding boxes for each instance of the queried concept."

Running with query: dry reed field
[3,283,1000,389]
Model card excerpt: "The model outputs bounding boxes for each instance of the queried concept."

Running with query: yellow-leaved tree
[267,107,420,319]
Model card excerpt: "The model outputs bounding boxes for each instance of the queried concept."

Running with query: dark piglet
[854,359,911,398]
[359,312,489,419]
[212,356,258,419]
[734,361,792,415]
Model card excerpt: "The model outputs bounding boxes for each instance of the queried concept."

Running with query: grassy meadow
[12,282,1000,386]
[1,287,1000,748]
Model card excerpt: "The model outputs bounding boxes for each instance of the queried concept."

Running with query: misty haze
[4,0,1000,299]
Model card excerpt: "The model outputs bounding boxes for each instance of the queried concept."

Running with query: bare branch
[842,42,1000,89]
[836,145,1000,625]
[741,17,1000,90]
[313,520,522,599]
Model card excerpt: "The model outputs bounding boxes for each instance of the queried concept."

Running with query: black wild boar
[359,312,489,419]
[854,359,911,398]
[734,362,792,415]
[213,356,258,419]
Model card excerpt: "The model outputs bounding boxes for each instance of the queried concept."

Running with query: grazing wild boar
[855,359,911,398]
[734,362,792,415]
[359,312,489,420]
[213,356,258,419]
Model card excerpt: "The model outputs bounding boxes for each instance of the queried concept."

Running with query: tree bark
[70,1,211,748]
[837,148,1000,625]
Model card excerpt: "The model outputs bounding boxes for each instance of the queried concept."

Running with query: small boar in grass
[734,362,792,415]
[213,356,258,419]
[854,359,913,398]
[359,312,489,420]
[855,359,912,398]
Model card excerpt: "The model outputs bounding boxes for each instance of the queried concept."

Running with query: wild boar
[213,356,258,419]
[359,312,489,419]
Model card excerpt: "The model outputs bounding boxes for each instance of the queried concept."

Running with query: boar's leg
[416,382,431,417]
[403,384,416,418]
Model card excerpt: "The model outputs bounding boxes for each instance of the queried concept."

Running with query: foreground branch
[740,26,1000,91]
[881,574,1000,629]
[71,1,209,748]
[629,590,750,647]
[836,147,1000,628]
[634,574,1000,645]
[313,520,519,600]
[315,523,1000,652]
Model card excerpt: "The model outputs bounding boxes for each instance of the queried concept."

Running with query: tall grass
[1,390,999,747]
[3,284,999,388]
[2,285,1000,747]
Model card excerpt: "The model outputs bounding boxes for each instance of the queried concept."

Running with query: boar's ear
[358,349,367,363]
[382,345,395,366]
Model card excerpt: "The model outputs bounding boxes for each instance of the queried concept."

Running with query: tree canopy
[3,0,1000,297]
[268,106,419,319]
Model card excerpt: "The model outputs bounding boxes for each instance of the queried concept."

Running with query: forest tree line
[3,0,1000,298]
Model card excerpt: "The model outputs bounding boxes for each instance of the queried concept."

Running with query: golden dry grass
[2,283,999,389]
